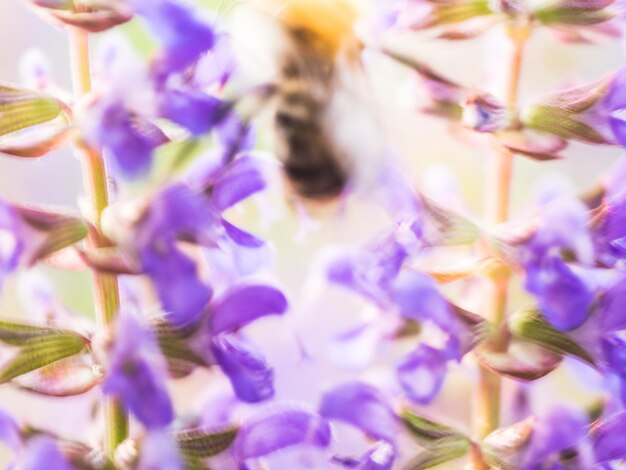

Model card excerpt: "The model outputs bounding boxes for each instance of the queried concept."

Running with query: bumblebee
[248,0,385,201]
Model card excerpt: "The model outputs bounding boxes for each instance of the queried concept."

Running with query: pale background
[0,0,624,467]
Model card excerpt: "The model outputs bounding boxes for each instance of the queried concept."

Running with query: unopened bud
[462,93,507,133]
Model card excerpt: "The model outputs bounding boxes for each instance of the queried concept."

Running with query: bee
[243,0,387,201]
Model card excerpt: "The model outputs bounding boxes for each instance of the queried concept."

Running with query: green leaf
[402,410,467,445]
[0,85,63,137]
[403,438,471,470]
[0,333,88,383]
[174,425,238,458]
[509,307,596,365]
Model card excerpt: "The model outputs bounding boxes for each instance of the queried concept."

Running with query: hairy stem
[68,27,128,456]
[473,21,529,446]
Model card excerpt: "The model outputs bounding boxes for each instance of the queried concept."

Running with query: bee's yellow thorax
[261,0,359,57]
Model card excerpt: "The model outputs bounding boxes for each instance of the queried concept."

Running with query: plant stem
[473,21,529,444]
[68,27,128,457]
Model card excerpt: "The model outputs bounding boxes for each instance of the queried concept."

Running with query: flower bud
[462,93,507,133]
[28,0,133,33]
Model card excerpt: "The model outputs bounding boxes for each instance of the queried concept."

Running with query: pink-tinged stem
[473,20,529,452]
[68,26,128,457]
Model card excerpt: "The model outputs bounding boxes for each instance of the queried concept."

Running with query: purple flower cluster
[326,207,479,405]
[6,0,626,468]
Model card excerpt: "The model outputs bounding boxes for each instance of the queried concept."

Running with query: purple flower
[333,441,396,470]
[90,101,164,178]
[593,192,626,266]
[233,406,331,465]
[319,382,397,444]
[102,314,174,429]
[194,33,237,89]
[327,235,408,308]
[105,182,217,327]
[20,436,75,470]
[126,0,215,76]
[525,255,594,331]
[592,411,626,464]
[207,284,287,403]
[327,227,470,405]
[0,199,87,292]
[319,382,397,469]
[0,200,26,287]
[516,193,596,330]
[138,431,183,470]
[211,334,274,403]
[390,270,457,329]
[520,406,590,470]
[396,343,451,405]
[0,407,21,454]
[602,334,626,403]
[158,90,223,136]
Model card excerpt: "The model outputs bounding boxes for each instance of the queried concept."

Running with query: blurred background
[0,0,625,467]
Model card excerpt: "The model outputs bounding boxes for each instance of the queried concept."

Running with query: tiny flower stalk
[474,17,530,455]
[67,24,127,455]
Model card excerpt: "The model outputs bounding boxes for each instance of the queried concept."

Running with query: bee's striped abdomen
[274,82,348,199]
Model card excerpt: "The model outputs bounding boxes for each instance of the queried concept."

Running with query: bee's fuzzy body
[247,0,385,201]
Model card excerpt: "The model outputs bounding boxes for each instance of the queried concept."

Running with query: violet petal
[211,334,274,403]
[211,154,267,212]
[234,406,331,461]
[397,344,449,405]
[318,382,396,445]
[102,315,174,429]
[210,284,287,334]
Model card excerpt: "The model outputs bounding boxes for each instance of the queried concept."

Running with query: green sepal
[522,105,609,145]
[0,319,87,346]
[0,332,89,383]
[535,5,614,26]
[509,307,596,365]
[13,357,99,397]
[403,438,471,470]
[153,320,209,378]
[402,409,467,445]
[0,122,71,158]
[422,196,482,247]
[174,425,239,459]
[422,1,494,28]
[476,339,562,381]
[0,85,64,137]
